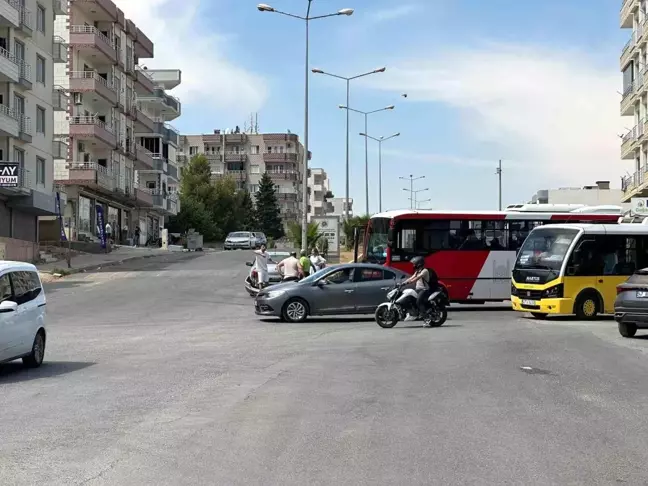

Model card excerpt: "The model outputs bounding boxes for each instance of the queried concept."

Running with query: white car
[244,251,291,296]
[224,231,257,250]
[0,261,47,367]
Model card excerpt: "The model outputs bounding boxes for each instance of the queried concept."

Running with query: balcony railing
[52,36,67,62]
[167,163,178,180]
[70,115,113,132]
[19,114,31,134]
[19,7,32,33]
[70,25,114,47]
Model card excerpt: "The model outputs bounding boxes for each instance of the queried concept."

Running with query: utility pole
[399,174,425,209]
[497,159,502,210]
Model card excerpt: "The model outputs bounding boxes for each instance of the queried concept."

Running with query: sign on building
[631,197,648,216]
[0,163,19,187]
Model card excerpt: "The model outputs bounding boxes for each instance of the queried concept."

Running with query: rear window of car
[627,271,648,284]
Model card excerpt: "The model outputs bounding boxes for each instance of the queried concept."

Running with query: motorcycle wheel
[424,306,448,327]
[375,306,399,328]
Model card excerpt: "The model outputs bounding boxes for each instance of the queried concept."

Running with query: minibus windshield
[515,227,580,271]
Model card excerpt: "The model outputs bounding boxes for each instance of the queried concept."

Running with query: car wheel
[23,330,45,368]
[618,322,637,338]
[574,293,600,320]
[282,298,309,323]
[531,312,548,319]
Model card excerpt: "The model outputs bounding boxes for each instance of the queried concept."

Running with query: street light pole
[359,132,399,213]
[258,2,354,251]
[495,159,502,211]
[399,174,425,209]
[311,67,386,221]
[341,104,394,215]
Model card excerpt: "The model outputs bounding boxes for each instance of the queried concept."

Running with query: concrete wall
[0,237,38,262]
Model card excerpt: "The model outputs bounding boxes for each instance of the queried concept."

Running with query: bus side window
[566,238,600,276]
[637,235,648,270]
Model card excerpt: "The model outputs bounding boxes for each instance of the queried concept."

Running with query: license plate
[637,291,648,298]
[521,299,537,306]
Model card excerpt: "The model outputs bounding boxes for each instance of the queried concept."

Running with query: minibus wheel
[574,292,600,320]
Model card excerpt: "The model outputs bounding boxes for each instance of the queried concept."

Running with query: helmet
[411,256,425,270]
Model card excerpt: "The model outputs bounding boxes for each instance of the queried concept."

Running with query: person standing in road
[254,244,270,289]
[310,248,327,274]
[105,222,112,245]
[299,250,311,278]
[277,251,302,282]
[134,226,140,247]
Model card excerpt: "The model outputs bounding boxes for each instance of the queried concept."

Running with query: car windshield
[366,217,389,264]
[515,227,580,271]
[300,266,341,284]
[229,232,250,238]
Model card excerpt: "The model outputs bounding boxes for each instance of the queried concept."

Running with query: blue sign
[96,204,106,249]
[55,192,67,241]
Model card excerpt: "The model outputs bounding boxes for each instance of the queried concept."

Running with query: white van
[0,261,47,367]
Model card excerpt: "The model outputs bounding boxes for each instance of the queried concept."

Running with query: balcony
[621,0,638,28]
[52,36,67,63]
[52,86,68,111]
[0,104,19,137]
[69,0,118,22]
[134,27,154,59]
[225,151,247,163]
[268,171,299,181]
[18,114,31,142]
[69,71,118,105]
[134,144,154,170]
[17,60,31,89]
[0,46,19,83]
[134,183,153,206]
[622,165,648,201]
[151,154,167,172]
[145,69,181,90]
[69,115,117,149]
[224,170,246,181]
[63,161,117,194]
[263,133,298,143]
[0,0,20,28]
[52,139,68,159]
[0,162,30,196]
[621,33,637,69]
[621,125,640,159]
[18,7,32,36]
[134,105,154,132]
[621,77,640,116]
[53,0,66,15]
[263,152,299,162]
[167,163,178,180]
[69,25,117,65]
[134,66,155,94]
[277,193,298,201]
[223,133,246,144]
[137,88,181,120]
[166,195,178,215]
[149,189,166,210]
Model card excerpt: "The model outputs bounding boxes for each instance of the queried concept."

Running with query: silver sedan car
[254,263,408,322]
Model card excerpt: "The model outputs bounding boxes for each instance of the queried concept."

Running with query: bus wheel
[574,293,600,320]
[531,312,547,319]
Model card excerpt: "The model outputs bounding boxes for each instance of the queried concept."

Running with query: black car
[614,268,648,337]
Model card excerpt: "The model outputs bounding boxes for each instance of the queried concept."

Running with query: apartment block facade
[52,0,181,246]
[329,197,353,218]
[179,131,304,225]
[0,0,61,257]
[307,168,332,220]
[620,0,648,201]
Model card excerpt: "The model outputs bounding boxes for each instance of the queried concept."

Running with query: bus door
[564,237,599,305]
[594,235,638,313]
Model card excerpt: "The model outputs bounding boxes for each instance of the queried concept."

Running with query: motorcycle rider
[403,256,439,322]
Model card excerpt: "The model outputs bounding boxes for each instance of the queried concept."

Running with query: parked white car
[0,261,47,367]
[224,231,257,250]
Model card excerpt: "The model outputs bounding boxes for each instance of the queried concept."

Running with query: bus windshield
[515,227,580,271]
[365,217,389,264]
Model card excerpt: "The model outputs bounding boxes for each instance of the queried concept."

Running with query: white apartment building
[0,0,60,260]
[180,130,305,225]
[307,167,332,220]
[527,181,626,206]
[620,0,648,201]
[329,197,353,218]
[52,0,181,246]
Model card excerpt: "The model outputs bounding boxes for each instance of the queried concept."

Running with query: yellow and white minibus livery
[511,224,648,319]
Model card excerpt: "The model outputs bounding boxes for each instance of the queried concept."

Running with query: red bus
[360,207,622,303]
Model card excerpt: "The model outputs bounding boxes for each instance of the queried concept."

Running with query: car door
[353,268,397,313]
[310,267,357,314]
[8,271,39,355]
[0,272,16,361]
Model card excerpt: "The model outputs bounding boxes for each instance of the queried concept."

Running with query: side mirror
[0,300,18,313]
[315,279,327,287]
[245,262,253,267]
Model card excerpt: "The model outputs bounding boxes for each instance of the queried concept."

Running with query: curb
[38,251,197,277]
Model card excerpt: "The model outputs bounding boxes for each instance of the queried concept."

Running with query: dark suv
[614,268,648,337]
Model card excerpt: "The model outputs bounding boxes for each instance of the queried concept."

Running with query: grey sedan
[254,263,408,322]
[615,268,648,337]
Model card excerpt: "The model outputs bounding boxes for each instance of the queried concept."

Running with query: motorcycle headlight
[386,289,398,299]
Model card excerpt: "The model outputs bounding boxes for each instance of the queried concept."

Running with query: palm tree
[287,222,324,251]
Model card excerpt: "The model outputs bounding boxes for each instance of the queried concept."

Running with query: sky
[113,0,629,214]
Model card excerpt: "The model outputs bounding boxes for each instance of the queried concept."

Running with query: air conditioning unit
[73,92,83,105]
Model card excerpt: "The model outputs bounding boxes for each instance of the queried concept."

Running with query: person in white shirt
[310,248,327,274]
[105,222,112,244]
[277,252,302,282]
[253,244,271,289]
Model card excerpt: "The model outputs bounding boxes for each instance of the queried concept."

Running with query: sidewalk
[37,246,180,276]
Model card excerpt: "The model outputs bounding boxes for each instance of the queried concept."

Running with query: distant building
[307,168,332,220]
[527,181,626,206]
[329,197,353,219]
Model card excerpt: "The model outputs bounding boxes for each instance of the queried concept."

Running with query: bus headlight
[542,284,563,299]
[511,283,518,296]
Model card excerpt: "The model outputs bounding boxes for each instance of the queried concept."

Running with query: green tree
[255,172,284,239]
[287,221,323,251]
[210,175,239,235]
[342,215,370,250]
[236,190,257,230]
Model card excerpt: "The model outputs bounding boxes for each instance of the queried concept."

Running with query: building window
[189,146,198,155]
[36,157,45,185]
[36,55,45,84]
[36,106,45,134]
[251,145,259,154]
[250,184,259,193]
[36,5,46,33]
[251,165,260,174]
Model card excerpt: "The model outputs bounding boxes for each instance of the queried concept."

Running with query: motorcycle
[374,284,448,328]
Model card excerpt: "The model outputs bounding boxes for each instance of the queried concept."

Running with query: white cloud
[113,0,267,116]
[378,149,521,169]
[366,5,419,23]
[362,43,626,186]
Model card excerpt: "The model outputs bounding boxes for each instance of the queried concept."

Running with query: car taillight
[617,286,624,295]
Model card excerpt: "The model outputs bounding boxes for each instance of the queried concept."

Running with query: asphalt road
[3,250,648,485]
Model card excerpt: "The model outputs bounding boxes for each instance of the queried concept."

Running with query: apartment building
[179,131,305,224]
[307,168,332,220]
[329,197,353,218]
[0,0,61,259]
[527,181,625,206]
[52,0,181,246]
[620,0,648,201]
